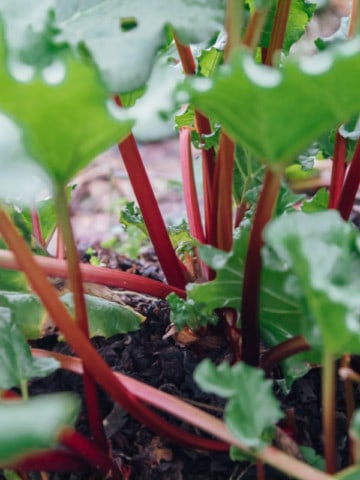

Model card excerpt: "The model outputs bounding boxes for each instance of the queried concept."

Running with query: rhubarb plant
[1,1,360,479]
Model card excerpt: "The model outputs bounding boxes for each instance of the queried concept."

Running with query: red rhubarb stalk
[115,97,186,290]
[0,250,186,299]
[328,131,347,209]
[337,138,360,220]
[179,128,205,243]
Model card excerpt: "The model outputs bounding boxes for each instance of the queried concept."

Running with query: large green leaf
[0,21,132,187]
[60,293,142,337]
[195,359,283,450]
[0,307,59,390]
[183,223,318,385]
[181,36,360,169]
[56,0,225,92]
[0,393,80,466]
[264,211,360,355]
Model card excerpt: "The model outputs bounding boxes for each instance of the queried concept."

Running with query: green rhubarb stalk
[54,186,109,453]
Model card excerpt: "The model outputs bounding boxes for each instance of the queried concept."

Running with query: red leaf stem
[264,0,291,66]
[31,209,45,247]
[337,138,360,220]
[241,168,282,366]
[212,132,235,251]
[8,450,90,473]
[115,96,186,290]
[0,250,186,299]
[328,131,347,209]
[173,34,216,244]
[59,428,120,479]
[179,128,205,243]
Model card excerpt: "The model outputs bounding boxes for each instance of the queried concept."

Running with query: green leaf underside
[0,393,80,466]
[0,307,59,390]
[0,21,132,187]
[182,36,360,169]
[56,0,225,92]
[195,359,283,449]
[264,211,360,355]
[60,293,142,337]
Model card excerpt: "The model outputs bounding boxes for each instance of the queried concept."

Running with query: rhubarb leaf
[0,292,46,340]
[264,211,360,355]
[186,224,319,385]
[56,0,225,92]
[61,293,143,338]
[0,393,80,466]
[181,36,360,169]
[0,307,59,390]
[0,24,132,187]
[195,359,283,449]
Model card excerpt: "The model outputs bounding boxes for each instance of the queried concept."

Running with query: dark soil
[3,247,358,480]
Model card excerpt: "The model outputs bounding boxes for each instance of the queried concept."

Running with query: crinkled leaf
[167,292,217,331]
[60,293,142,338]
[181,36,360,169]
[247,0,316,53]
[0,393,80,466]
[120,201,147,235]
[195,359,283,450]
[56,0,225,92]
[167,220,196,257]
[301,187,329,213]
[264,211,360,355]
[0,307,59,390]
[0,24,132,187]
[0,292,46,340]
